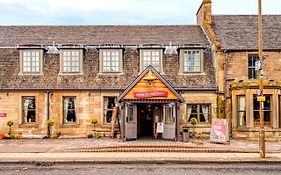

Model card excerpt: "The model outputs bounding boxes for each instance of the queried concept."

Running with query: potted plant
[90,117,98,138]
[190,117,198,137]
[7,120,14,137]
[47,119,54,138]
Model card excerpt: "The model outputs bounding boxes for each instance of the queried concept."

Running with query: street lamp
[258,0,265,158]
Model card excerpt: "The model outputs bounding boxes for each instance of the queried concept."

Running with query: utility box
[182,126,190,142]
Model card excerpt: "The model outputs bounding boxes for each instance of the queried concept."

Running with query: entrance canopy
[117,65,184,103]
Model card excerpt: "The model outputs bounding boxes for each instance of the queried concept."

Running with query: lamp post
[258,0,265,158]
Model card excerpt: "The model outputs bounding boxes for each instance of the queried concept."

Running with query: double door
[125,103,176,140]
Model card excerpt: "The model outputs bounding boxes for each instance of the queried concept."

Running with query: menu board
[210,118,230,144]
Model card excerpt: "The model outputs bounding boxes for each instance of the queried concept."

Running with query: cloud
[0,0,279,25]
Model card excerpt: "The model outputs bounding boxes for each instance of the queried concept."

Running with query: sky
[0,0,280,25]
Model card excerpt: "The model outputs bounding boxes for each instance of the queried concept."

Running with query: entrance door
[125,103,137,140]
[163,103,176,140]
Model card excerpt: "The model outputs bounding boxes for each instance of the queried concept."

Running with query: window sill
[98,72,123,75]
[58,72,83,75]
[184,123,211,128]
[60,123,79,128]
[18,73,44,76]
[19,123,39,128]
[179,72,205,75]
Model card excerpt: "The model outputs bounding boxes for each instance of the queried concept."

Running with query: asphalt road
[0,163,281,175]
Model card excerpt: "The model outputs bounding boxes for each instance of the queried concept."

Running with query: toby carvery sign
[133,91,168,99]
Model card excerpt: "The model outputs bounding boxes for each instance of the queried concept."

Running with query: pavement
[0,137,281,164]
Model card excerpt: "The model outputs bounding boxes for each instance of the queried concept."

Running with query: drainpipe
[223,49,227,119]
[46,91,51,137]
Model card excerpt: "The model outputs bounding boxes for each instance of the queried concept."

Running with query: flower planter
[0,133,5,139]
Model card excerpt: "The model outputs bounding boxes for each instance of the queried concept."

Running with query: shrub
[47,119,54,127]
[7,120,14,136]
[50,131,61,139]
[95,132,102,139]
[91,118,98,126]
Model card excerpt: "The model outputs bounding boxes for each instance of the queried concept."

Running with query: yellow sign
[257,96,265,102]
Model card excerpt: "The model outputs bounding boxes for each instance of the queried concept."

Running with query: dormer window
[140,49,163,72]
[100,49,123,73]
[60,49,83,73]
[20,49,43,74]
[180,49,203,73]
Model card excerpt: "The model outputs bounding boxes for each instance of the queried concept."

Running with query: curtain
[201,105,209,123]
[239,96,246,126]
[64,97,69,123]
[23,98,29,123]
[187,105,192,122]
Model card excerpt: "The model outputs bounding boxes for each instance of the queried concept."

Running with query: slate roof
[0,25,209,46]
[0,25,216,91]
[211,15,281,50]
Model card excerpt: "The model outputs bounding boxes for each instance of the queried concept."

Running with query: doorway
[137,104,162,138]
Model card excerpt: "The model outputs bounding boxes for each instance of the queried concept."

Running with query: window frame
[63,96,77,124]
[103,96,117,124]
[99,49,123,73]
[140,49,163,73]
[248,54,259,80]
[60,49,83,74]
[186,104,211,124]
[237,95,246,127]
[180,49,203,73]
[253,94,271,126]
[21,96,37,124]
[19,49,43,74]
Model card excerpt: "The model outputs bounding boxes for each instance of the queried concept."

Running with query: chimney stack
[196,0,212,25]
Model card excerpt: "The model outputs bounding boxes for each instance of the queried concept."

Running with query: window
[127,104,134,122]
[279,96,281,128]
[237,96,246,127]
[100,49,122,72]
[187,104,210,123]
[164,105,175,123]
[104,97,116,124]
[248,54,259,79]
[63,96,77,123]
[253,95,271,126]
[22,96,36,123]
[20,50,42,73]
[140,49,162,72]
[181,50,202,73]
[60,50,82,73]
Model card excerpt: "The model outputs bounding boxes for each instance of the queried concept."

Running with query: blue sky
[0,0,280,25]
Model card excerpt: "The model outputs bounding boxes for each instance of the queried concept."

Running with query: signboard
[210,118,230,144]
[255,59,265,71]
[256,89,262,96]
[257,96,265,102]
[156,122,164,133]
[133,91,168,99]
[0,113,6,117]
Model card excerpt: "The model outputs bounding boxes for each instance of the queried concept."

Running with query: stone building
[198,0,281,139]
[0,25,217,139]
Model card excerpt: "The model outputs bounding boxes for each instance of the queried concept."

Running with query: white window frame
[21,96,37,124]
[180,49,203,73]
[19,49,43,74]
[186,104,211,123]
[99,49,123,73]
[60,49,83,73]
[140,49,163,73]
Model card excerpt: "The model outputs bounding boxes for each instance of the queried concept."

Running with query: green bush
[91,118,98,125]
[95,132,102,139]
[47,119,54,127]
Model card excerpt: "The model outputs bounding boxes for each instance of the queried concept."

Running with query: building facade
[0,25,217,139]
[198,0,281,139]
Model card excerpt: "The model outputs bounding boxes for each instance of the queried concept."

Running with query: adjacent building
[198,0,281,139]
